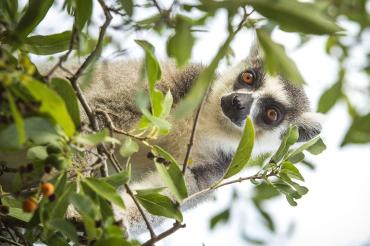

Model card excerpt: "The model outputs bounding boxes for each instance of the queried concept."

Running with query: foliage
[0,0,367,245]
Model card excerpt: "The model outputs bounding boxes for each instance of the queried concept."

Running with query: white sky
[34,1,370,245]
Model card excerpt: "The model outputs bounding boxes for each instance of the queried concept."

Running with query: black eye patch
[256,97,286,127]
[233,67,264,91]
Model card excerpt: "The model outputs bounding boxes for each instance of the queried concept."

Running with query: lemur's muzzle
[221,93,253,126]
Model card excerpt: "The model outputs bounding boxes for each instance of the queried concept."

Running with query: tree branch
[141,221,186,246]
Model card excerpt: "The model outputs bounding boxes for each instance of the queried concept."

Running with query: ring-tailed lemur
[53,42,322,235]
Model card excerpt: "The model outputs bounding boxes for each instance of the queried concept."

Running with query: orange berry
[41,182,55,197]
[22,198,37,213]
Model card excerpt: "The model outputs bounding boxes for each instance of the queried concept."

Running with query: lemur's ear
[247,40,263,60]
[295,112,323,142]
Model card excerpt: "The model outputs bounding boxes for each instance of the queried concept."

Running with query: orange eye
[266,108,278,122]
[241,72,254,85]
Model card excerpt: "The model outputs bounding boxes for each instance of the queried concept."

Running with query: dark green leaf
[118,0,134,16]
[75,0,92,30]
[50,77,80,127]
[14,0,54,39]
[209,208,230,230]
[83,178,125,209]
[223,117,255,179]
[306,138,326,155]
[49,182,75,219]
[342,113,370,146]
[22,31,72,55]
[135,193,182,221]
[257,29,305,85]
[48,219,78,243]
[317,80,343,113]
[153,145,188,202]
[249,0,342,35]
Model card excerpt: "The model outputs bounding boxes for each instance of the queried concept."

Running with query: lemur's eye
[266,108,278,122]
[263,107,281,124]
[241,71,254,85]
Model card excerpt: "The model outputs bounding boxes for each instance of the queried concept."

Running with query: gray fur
[38,43,322,236]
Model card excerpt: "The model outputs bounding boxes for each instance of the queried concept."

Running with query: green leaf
[135,187,166,196]
[14,0,54,40]
[288,152,305,164]
[69,193,97,219]
[280,161,304,181]
[0,117,60,150]
[288,137,321,159]
[135,193,183,221]
[257,29,305,85]
[101,168,131,188]
[7,91,26,145]
[317,72,343,113]
[248,0,342,35]
[49,182,75,219]
[271,125,299,163]
[119,137,139,157]
[153,145,188,202]
[223,117,255,179]
[50,77,80,127]
[167,15,195,67]
[94,238,135,246]
[135,40,164,118]
[135,40,161,89]
[48,219,78,243]
[23,79,75,137]
[82,178,125,209]
[22,31,72,55]
[118,0,134,16]
[253,201,275,232]
[341,113,370,146]
[27,146,48,160]
[306,138,326,155]
[75,0,92,30]
[209,208,230,230]
[76,128,119,146]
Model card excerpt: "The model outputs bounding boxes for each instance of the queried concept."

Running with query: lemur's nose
[231,95,245,110]
[221,93,253,126]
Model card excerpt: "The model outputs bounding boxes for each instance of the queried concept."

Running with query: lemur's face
[207,43,322,150]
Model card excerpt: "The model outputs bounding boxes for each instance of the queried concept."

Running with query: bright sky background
[33,1,370,245]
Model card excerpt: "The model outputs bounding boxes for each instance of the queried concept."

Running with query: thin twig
[68,0,113,177]
[151,0,162,13]
[46,26,77,78]
[96,109,157,239]
[0,235,23,246]
[125,184,157,239]
[181,105,202,174]
[141,221,185,246]
[181,9,251,175]
[95,109,148,141]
